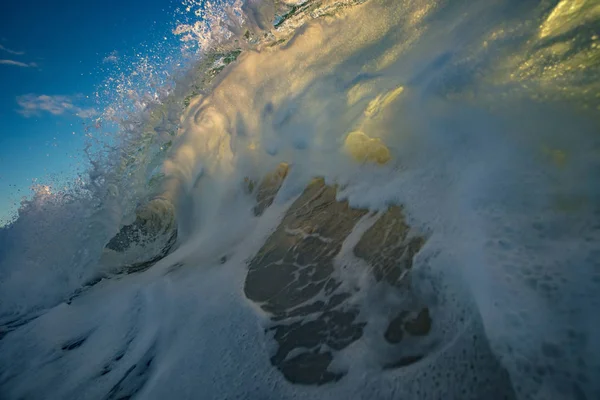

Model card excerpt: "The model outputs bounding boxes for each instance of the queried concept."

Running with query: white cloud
[103,50,119,63]
[74,108,98,118]
[0,59,37,68]
[0,44,25,55]
[16,94,97,119]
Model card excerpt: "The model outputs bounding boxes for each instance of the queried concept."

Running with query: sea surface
[1,0,599,399]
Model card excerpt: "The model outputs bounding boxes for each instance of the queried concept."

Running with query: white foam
[1,0,599,398]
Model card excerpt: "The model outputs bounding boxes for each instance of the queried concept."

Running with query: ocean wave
[1,0,599,399]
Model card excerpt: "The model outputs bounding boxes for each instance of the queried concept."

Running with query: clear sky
[0,0,181,224]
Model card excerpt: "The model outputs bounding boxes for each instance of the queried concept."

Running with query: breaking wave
[1,0,599,399]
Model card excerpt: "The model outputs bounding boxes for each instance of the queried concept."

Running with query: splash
[1,0,599,399]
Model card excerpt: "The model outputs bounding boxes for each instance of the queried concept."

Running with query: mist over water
[1,0,599,399]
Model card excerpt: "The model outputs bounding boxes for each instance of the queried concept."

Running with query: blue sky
[0,0,181,224]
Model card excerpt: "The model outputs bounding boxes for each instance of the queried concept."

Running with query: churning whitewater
[1,0,599,399]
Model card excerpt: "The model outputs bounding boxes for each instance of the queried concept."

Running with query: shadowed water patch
[244,177,441,384]
[245,178,368,384]
[244,176,517,397]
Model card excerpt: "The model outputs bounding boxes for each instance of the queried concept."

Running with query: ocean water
[1,0,599,399]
